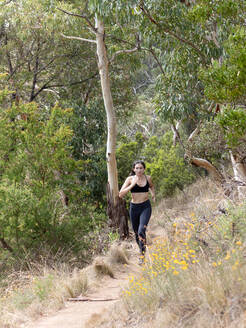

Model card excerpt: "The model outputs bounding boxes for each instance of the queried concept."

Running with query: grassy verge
[0,223,122,328]
[91,178,246,328]
[0,264,88,328]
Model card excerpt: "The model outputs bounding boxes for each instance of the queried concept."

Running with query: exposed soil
[24,223,164,328]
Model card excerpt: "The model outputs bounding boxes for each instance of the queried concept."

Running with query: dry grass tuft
[0,264,89,328]
[93,257,114,278]
[63,269,88,298]
[107,244,129,265]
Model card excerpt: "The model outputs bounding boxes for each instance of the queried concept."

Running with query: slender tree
[58,2,144,237]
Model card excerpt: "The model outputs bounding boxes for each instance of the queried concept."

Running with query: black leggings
[129,200,152,255]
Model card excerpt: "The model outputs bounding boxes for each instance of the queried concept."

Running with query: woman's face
[133,163,145,176]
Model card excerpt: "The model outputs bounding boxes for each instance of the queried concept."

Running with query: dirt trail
[25,224,164,328]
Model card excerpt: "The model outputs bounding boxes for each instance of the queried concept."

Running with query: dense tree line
[0,0,245,266]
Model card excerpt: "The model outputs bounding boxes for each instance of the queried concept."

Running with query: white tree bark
[95,17,119,205]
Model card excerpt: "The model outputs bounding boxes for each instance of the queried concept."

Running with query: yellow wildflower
[224,253,231,260]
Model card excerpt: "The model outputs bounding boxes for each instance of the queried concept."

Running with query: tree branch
[0,0,15,5]
[188,126,200,142]
[45,72,99,88]
[61,33,96,44]
[5,35,13,75]
[110,47,139,63]
[107,34,165,75]
[107,34,136,47]
[30,38,41,101]
[31,72,99,100]
[171,121,184,147]
[189,157,224,182]
[148,47,165,75]
[109,34,141,63]
[56,7,97,33]
[139,2,207,64]
[31,76,57,100]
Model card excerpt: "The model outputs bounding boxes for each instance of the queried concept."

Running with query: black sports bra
[131,176,150,193]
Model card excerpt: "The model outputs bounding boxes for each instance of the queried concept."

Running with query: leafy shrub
[186,120,227,163]
[0,100,106,262]
[116,132,144,185]
[117,132,195,198]
[144,133,195,198]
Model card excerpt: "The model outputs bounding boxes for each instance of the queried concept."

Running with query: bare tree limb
[107,34,166,75]
[31,76,57,100]
[5,35,14,75]
[107,34,136,47]
[190,157,224,182]
[171,121,185,149]
[61,33,96,44]
[110,46,139,63]
[68,296,118,302]
[188,126,200,142]
[109,34,141,63]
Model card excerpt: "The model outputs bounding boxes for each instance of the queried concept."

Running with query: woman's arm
[147,176,156,202]
[119,176,137,198]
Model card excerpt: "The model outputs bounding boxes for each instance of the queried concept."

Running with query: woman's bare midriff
[131,192,149,204]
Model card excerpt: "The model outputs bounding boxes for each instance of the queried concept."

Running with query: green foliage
[187,120,226,163]
[33,274,54,301]
[108,231,120,243]
[116,132,144,186]
[117,131,195,199]
[216,106,246,149]
[145,133,195,197]
[0,99,100,256]
[68,100,107,203]
[200,27,246,103]
[0,0,99,104]
[189,0,245,24]
[154,49,205,122]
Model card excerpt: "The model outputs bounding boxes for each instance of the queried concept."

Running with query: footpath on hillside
[24,222,165,328]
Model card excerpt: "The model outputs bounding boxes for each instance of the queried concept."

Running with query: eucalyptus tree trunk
[95,17,129,238]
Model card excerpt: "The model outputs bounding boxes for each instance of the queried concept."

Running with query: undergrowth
[0,221,119,328]
[92,178,246,328]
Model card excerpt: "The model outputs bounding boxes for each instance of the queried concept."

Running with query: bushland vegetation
[0,0,245,326]
[88,179,246,328]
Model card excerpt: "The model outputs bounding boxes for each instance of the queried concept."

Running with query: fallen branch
[67,296,118,302]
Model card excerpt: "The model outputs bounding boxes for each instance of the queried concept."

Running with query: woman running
[119,160,155,263]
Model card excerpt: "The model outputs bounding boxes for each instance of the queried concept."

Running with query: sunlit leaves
[200,27,246,103]
[217,107,246,149]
